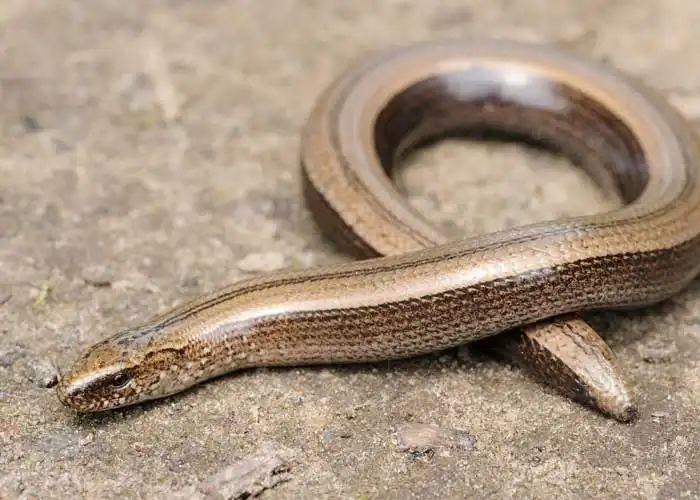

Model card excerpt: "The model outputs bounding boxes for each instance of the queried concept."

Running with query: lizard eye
[110,372,131,389]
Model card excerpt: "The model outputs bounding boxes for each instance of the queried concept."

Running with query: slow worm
[56,40,700,415]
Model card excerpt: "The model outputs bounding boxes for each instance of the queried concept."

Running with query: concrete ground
[1,1,700,498]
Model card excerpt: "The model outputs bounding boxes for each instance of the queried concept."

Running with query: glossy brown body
[56,40,700,415]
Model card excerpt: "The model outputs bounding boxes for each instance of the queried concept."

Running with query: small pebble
[237,252,286,273]
[27,358,59,388]
[323,428,352,441]
[396,422,476,454]
[168,443,295,500]
[615,466,629,476]
[651,412,667,423]
[81,265,114,288]
[638,341,677,364]
[78,433,94,446]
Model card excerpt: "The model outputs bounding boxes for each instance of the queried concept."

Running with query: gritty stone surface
[1,1,700,499]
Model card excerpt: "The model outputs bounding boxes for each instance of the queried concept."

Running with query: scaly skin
[56,40,700,420]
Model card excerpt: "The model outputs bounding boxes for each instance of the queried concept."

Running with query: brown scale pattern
[230,240,700,367]
[297,45,696,421]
